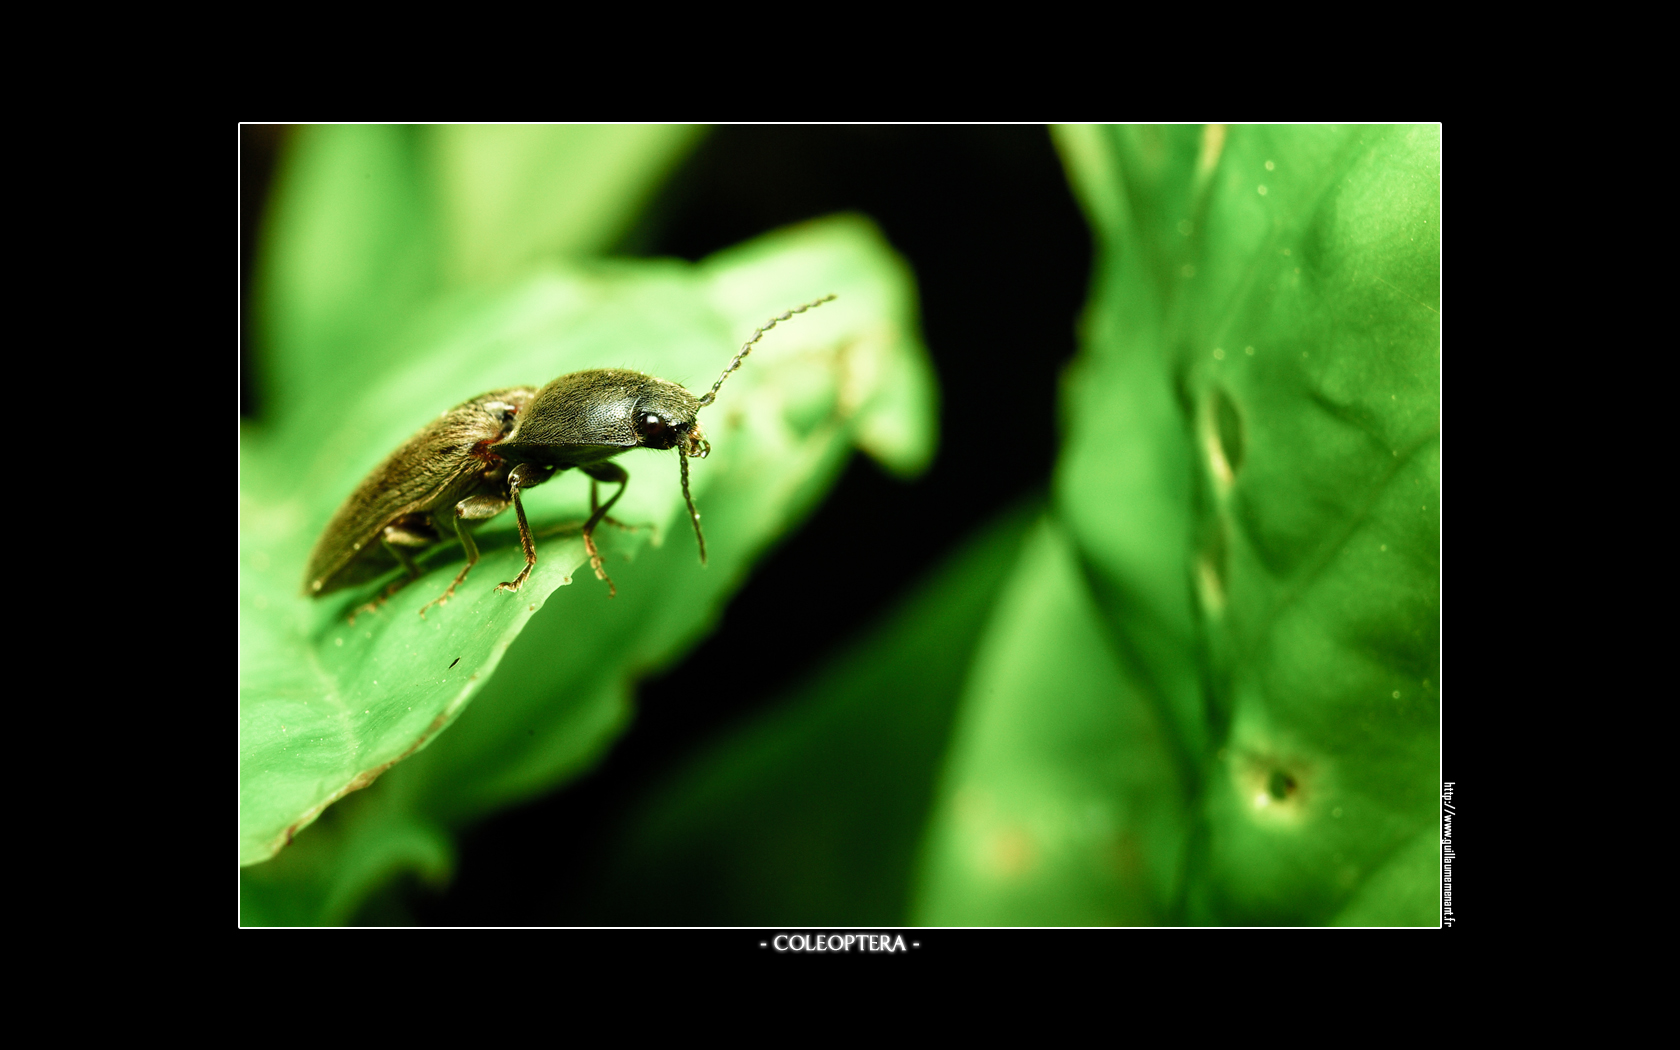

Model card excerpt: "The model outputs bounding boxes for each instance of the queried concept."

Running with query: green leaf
[1330,827,1442,926]
[578,499,1037,925]
[238,796,451,927]
[239,215,936,887]
[1050,124,1441,924]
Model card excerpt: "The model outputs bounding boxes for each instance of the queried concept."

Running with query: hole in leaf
[1267,769,1297,800]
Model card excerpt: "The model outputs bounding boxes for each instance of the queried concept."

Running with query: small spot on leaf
[985,826,1037,879]
[1267,769,1296,801]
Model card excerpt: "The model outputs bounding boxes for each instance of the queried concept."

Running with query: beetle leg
[347,526,431,622]
[491,463,562,595]
[349,593,389,624]
[582,477,640,536]
[494,472,540,594]
[580,462,629,597]
[380,527,425,582]
[374,525,429,598]
[418,495,508,617]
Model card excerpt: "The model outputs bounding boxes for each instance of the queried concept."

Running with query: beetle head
[634,382,710,564]
[631,383,706,455]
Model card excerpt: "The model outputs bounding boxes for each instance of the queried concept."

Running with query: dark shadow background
[241,125,1092,924]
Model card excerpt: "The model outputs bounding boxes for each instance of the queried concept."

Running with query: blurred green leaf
[431,125,704,288]
[253,124,702,432]
[913,515,1189,924]
[239,791,451,926]
[240,209,936,914]
[582,499,1037,925]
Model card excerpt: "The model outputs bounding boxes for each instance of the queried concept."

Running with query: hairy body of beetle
[302,295,834,614]
[303,388,536,602]
[302,370,707,609]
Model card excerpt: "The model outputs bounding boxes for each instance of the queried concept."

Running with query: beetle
[302,294,836,612]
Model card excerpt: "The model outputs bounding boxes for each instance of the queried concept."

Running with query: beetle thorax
[490,369,702,466]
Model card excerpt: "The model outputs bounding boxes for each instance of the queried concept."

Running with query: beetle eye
[638,411,674,446]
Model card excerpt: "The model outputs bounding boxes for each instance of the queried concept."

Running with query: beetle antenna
[680,450,706,565]
[697,294,836,410]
